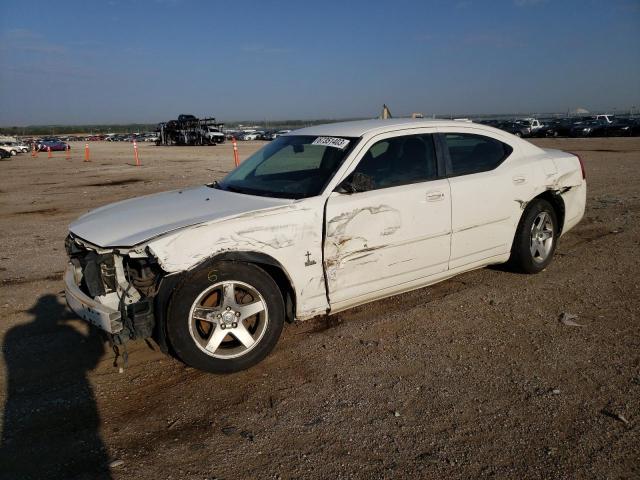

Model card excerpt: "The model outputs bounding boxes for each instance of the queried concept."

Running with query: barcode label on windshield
[312,137,350,149]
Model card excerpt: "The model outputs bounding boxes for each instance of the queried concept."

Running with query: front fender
[144,198,329,321]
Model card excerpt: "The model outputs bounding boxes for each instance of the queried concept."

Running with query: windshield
[216,135,358,199]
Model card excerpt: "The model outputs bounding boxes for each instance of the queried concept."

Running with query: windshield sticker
[311,137,350,150]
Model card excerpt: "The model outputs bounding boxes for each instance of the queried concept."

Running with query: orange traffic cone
[232,137,239,167]
[84,143,90,162]
[31,145,37,157]
[47,146,52,158]
[133,140,140,166]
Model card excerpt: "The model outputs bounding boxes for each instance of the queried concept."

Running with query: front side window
[443,133,512,176]
[348,134,438,191]
[217,135,358,199]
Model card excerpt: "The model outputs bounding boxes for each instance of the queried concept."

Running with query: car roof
[289,118,486,138]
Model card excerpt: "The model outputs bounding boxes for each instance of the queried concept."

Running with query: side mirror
[293,144,304,154]
[336,172,375,194]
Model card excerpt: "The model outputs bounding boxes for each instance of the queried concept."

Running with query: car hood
[69,186,292,247]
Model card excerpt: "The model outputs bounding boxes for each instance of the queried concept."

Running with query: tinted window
[350,134,438,190]
[443,133,512,176]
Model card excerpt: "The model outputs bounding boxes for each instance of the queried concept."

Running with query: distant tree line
[0,118,366,136]
[0,124,158,136]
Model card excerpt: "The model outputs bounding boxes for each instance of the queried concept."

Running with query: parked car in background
[534,118,575,138]
[12,141,30,153]
[0,142,27,155]
[604,118,638,137]
[273,129,291,139]
[496,121,530,137]
[258,130,273,140]
[569,120,609,137]
[516,118,543,133]
[476,120,500,128]
[241,131,263,141]
[595,114,614,124]
[0,144,20,156]
[37,139,70,151]
[203,126,225,144]
[0,148,11,159]
[64,118,586,373]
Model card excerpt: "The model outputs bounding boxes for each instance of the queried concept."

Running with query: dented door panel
[324,180,451,307]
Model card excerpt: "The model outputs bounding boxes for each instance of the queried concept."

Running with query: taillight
[577,154,586,180]
[568,151,586,180]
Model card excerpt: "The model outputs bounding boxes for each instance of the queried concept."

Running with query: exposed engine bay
[65,233,161,344]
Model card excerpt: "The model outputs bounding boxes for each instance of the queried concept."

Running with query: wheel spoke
[231,324,255,348]
[237,300,265,321]
[204,326,228,354]
[192,306,220,322]
[222,282,237,308]
[538,212,548,227]
[530,240,538,257]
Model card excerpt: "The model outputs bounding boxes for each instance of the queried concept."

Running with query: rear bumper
[64,263,123,333]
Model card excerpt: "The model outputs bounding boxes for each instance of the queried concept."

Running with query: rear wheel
[167,262,284,373]
[508,199,558,273]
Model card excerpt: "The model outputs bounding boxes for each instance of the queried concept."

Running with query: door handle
[512,175,527,185]
[426,191,445,202]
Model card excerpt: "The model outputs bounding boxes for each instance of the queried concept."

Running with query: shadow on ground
[1,294,112,480]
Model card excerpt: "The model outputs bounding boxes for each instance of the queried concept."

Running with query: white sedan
[0,143,25,155]
[64,119,586,373]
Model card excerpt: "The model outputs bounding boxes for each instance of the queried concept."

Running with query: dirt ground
[0,138,638,480]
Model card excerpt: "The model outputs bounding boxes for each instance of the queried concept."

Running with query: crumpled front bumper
[64,263,123,334]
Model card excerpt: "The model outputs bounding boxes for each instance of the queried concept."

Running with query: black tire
[167,261,284,373]
[508,199,558,274]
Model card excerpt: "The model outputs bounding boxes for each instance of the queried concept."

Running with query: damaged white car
[64,119,586,373]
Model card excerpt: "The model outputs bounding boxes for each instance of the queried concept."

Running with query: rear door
[440,129,534,269]
[324,131,451,308]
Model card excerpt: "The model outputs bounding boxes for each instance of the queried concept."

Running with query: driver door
[324,132,451,309]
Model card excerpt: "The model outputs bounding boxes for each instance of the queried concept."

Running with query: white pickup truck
[516,118,543,132]
[203,127,225,144]
[64,118,586,373]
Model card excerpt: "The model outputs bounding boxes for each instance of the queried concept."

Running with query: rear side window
[443,133,512,176]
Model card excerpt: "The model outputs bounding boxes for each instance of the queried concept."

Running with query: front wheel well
[204,252,296,323]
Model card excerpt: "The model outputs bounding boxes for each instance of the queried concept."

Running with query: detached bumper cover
[64,264,123,333]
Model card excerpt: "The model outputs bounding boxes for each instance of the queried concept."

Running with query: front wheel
[508,199,558,274]
[167,262,284,373]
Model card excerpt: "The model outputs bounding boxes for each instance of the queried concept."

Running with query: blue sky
[0,0,639,125]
